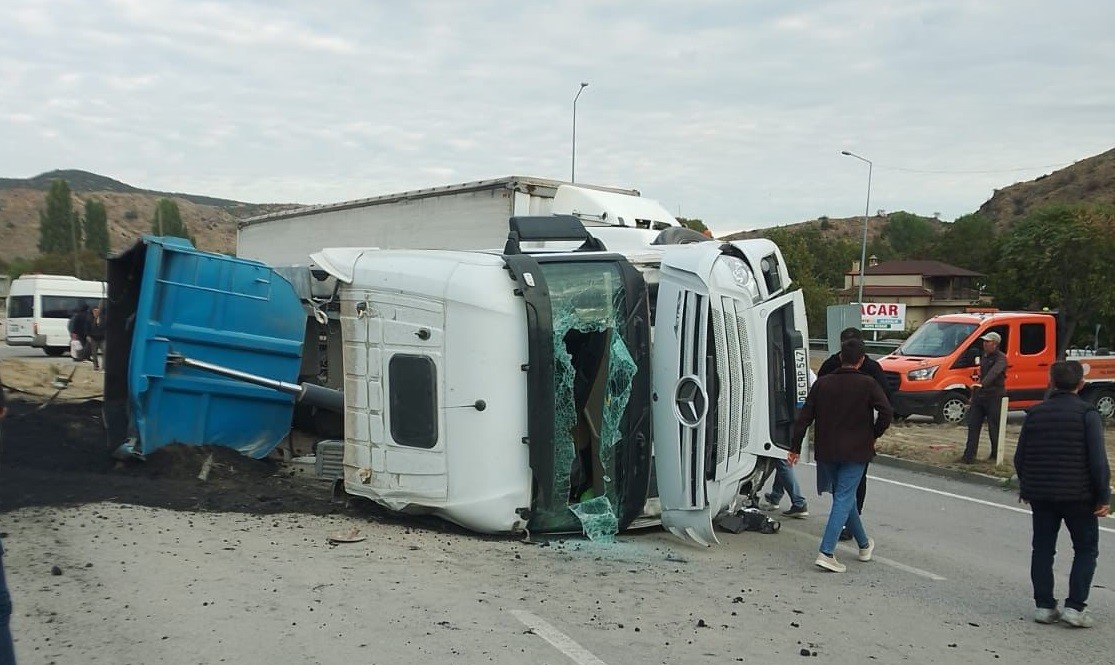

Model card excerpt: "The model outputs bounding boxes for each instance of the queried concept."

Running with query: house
[839,257,989,330]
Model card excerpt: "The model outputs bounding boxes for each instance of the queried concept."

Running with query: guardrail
[808,338,903,353]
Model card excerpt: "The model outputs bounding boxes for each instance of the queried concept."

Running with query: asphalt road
[4,461,1112,664]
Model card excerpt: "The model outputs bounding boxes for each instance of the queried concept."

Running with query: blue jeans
[0,541,14,665]
[817,461,869,555]
[1030,500,1099,612]
[765,460,806,509]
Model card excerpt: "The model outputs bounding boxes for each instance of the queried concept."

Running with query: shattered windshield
[897,321,977,358]
[530,261,637,542]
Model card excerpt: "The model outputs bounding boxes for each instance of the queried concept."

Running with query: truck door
[652,242,799,546]
[340,290,448,505]
[1011,317,1055,404]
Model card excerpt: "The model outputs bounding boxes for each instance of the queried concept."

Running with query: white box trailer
[236,176,681,265]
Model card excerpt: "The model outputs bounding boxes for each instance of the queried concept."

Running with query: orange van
[878,311,1115,423]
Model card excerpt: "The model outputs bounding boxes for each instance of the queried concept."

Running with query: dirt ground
[876,417,1115,480]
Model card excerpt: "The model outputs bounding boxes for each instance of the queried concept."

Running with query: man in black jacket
[818,327,892,539]
[1015,360,1111,628]
[962,331,1008,462]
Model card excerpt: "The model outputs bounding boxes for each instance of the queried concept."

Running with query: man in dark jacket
[68,304,91,362]
[85,305,106,371]
[0,366,16,664]
[962,331,1008,462]
[1015,360,1111,628]
[791,338,893,573]
[818,327,892,539]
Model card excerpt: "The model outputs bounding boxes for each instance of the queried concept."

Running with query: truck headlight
[717,256,760,301]
[907,366,939,381]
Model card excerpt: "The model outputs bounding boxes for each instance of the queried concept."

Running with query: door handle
[1037,363,1050,367]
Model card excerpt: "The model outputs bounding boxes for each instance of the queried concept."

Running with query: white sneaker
[1061,607,1094,628]
[1033,606,1060,624]
[857,538,875,562]
[757,497,779,511]
[815,553,846,573]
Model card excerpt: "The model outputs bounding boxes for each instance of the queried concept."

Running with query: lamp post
[841,150,873,305]
[571,82,588,182]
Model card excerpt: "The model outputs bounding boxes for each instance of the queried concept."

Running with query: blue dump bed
[104,237,306,458]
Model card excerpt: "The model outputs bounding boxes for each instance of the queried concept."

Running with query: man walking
[67,304,90,362]
[1,366,17,664]
[790,339,892,572]
[1015,360,1111,628]
[758,459,809,518]
[85,305,106,371]
[818,327,892,539]
[962,331,1007,463]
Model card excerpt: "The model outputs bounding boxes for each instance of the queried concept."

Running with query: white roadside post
[995,395,1009,466]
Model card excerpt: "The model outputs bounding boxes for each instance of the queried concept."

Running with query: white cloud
[0,0,1112,236]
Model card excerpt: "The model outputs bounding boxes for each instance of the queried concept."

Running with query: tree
[30,250,106,281]
[677,217,709,234]
[927,212,999,273]
[38,179,79,253]
[151,198,192,241]
[84,199,110,255]
[881,212,936,259]
[996,204,1115,357]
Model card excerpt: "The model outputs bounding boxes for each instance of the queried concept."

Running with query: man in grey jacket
[962,331,1008,463]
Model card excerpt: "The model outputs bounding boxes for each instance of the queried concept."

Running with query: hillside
[0,170,298,263]
[977,146,1115,226]
[721,212,938,244]
[723,145,1115,242]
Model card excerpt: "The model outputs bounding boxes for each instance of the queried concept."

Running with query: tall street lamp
[571,82,588,182]
[841,150,873,305]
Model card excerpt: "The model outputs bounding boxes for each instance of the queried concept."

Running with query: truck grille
[711,298,753,473]
[673,292,754,508]
[883,371,901,393]
[677,291,709,509]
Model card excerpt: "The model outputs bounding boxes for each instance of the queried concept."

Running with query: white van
[5,274,107,355]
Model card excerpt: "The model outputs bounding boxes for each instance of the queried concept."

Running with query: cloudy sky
[2,0,1113,236]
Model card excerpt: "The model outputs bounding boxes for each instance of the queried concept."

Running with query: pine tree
[151,198,192,241]
[38,179,78,253]
[84,199,110,255]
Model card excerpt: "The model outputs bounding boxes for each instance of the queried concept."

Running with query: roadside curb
[872,453,1016,490]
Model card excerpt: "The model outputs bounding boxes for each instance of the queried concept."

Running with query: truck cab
[313,217,809,543]
[880,312,1115,423]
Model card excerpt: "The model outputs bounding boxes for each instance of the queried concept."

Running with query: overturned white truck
[305,218,807,545]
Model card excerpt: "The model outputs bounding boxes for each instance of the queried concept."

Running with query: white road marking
[864,473,1115,536]
[511,609,610,665]
[781,526,947,581]
[803,462,1115,535]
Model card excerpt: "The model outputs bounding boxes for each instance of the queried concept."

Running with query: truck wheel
[44,346,67,357]
[933,392,969,425]
[1091,390,1115,421]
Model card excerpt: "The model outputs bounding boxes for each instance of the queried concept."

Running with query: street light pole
[571,82,588,182]
[841,150,873,305]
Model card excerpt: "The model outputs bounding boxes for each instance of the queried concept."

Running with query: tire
[44,346,67,357]
[933,391,969,425]
[1090,389,1115,421]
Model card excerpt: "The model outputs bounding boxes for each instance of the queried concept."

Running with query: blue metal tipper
[104,236,307,459]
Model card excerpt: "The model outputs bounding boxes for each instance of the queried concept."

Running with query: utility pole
[841,150,873,305]
[571,82,588,182]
